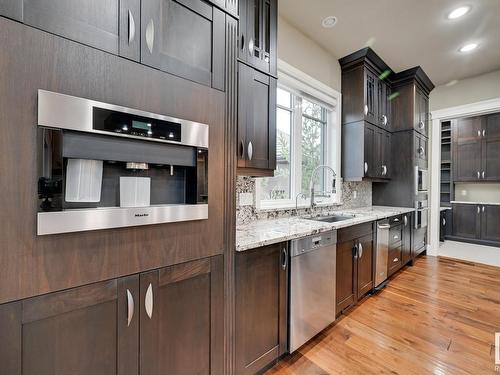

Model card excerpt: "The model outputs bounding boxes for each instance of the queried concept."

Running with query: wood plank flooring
[267,256,500,374]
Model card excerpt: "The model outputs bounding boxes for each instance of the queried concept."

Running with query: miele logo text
[135,213,149,218]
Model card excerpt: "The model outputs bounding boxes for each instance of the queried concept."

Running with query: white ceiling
[279,0,500,86]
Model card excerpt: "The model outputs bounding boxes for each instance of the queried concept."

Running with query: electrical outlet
[239,192,253,206]
[353,190,357,199]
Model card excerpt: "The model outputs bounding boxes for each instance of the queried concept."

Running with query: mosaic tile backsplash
[236,176,372,225]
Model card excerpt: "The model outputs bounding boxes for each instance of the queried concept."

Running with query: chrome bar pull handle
[404,215,408,226]
[442,218,446,226]
[477,206,480,214]
[128,10,136,44]
[364,162,368,174]
[477,171,480,179]
[482,206,485,213]
[393,258,399,263]
[364,104,369,115]
[482,171,485,179]
[145,283,153,319]
[358,242,363,258]
[419,121,425,130]
[282,248,288,270]
[248,38,254,55]
[126,289,134,327]
[382,115,388,126]
[482,129,486,137]
[146,19,154,54]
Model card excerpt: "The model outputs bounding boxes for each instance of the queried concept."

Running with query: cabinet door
[119,0,141,61]
[364,123,380,178]
[235,244,282,375]
[0,0,22,21]
[452,204,480,239]
[413,227,427,257]
[454,119,482,182]
[480,205,500,242]
[364,69,378,125]
[239,63,277,171]
[415,133,428,163]
[377,79,390,129]
[336,240,355,314]
[141,0,225,89]
[23,0,128,56]
[414,87,428,136]
[140,257,223,375]
[402,213,412,264]
[241,0,277,75]
[0,277,139,375]
[482,114,500,181]
[356,234,373,299]
[380,129,391,179]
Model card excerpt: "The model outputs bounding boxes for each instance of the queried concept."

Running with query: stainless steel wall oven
[37,90,209,235]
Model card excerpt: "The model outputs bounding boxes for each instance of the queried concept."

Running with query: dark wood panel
[235,244,281,375]
[356,233,373,299]
[452,204,480,239]
[0,0,23,21]
[140,258,217,375]
[159,258,211,285]
[338,222,373,243]
[336,240,355,314]
[0,18,225,304]
[454,141,482,181]
[119,0,141,61]
[23,0,120,54]
[0,301,22,375]
[480,205,500,242]
[482,137,500,181]
[0,277,136,375]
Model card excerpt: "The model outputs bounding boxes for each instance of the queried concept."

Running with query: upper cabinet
[453,113,500,181]
[141,0,225,89]
[1,0,231,89]
[238,0,277,75]
[390,67,434,138]
[341,63,392,130]
[237,62,277,175]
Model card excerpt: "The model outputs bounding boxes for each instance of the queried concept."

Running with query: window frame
[255,60,342,211]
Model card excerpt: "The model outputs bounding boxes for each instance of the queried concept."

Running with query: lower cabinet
[453,203,500,244]
[235,242,288,375]
[0,256,223,375]
[452,203,480,239]
[336,222,373,315]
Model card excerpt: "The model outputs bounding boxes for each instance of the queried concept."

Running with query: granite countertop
[451,201,500,206]
[236,206,414,252]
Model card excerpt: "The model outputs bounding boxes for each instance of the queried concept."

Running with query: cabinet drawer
[388,215,402,226]
[338,222,373,243]
[388,246,402,274]
[389,225,403,246]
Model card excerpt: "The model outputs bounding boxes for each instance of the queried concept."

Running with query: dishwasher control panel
[290,230,337,256]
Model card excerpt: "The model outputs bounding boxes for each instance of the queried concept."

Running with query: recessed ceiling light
[322,16,337,28]
[459,43,478,52]
[448,6,471,19]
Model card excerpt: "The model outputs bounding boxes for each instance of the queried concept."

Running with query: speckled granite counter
[236,206,414,251]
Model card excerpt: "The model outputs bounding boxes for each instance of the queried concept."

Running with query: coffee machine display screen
[93,107,182,142]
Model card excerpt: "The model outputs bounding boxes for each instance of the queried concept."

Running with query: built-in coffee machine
[37,90,209,235]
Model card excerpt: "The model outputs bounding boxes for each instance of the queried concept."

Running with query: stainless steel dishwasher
[289,230,336,353]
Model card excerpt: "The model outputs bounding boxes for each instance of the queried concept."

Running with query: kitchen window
[256,62,341,210]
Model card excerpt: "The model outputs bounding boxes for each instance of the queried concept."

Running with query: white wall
[278,16,341,91]
[430,69,500,111]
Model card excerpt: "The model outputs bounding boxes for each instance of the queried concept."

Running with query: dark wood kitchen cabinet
[0,256,223,375]
[7,0,141,61]
[480,205,500,243]
[238,0,277,75]
[140,256,224,375]
[343,121,391,180]
[414,85,429,136]
[453,116,483,181]
[482,113,500,181]
[452,203,480,239]
[336,222,373,315]
[340,63,392,130]
[235,242,288,375]
[141,0,225,89]
[237,62,277,175]
[0,276,139,375]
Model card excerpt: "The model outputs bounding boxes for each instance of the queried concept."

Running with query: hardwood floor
[267,256,500,374]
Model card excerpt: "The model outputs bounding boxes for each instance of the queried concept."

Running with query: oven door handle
[414,166,419,195]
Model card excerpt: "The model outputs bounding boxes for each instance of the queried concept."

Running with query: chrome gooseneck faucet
[309,165,337,209]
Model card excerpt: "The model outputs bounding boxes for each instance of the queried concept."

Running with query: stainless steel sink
[306,215,354,223]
